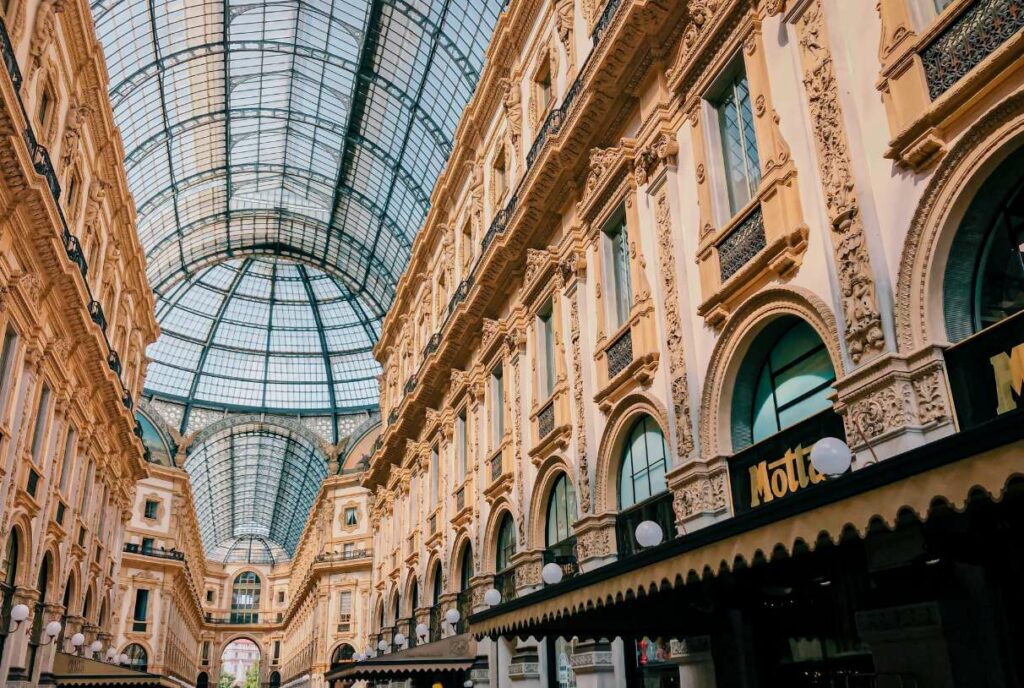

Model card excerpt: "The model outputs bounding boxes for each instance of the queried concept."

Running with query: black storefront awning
[325,634,476,682]
[469,409,1024,637]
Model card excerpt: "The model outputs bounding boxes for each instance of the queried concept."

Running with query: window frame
[617,416,670,510]
[545,473,578,548]
[706,59,762,220]
[602,211,633,332]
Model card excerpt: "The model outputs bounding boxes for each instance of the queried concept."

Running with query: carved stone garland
[652,190,694,460]
[510,339,527,547]
[567,283,592,513]
[797,1,886,364]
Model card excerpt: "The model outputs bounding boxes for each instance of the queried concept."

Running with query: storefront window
[630,637,679,688]
[971,171,1024,333]
[548,637,578,688]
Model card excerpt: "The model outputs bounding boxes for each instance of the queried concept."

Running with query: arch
[594,394,671,515]
[62,571,78,615]
[122,642,149,672]
[454,540,474,593]
[697,287,842,459]
[2,526,22,589]
[81,586,94,623]
[400,569,420,616]
[389,586,401,624]
[37,551,54,603]
[481,498,516,573]
[427,559,444,607]
[897,91,1024,351]
[196,672,209,688]
[98,598,109,629]
[330,643,356,666]
[268,670,281,688]
[447,533,473,594]
[527,454,577,549]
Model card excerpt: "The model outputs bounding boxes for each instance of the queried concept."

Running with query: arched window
[431,563,442,606]
[123,643,148,672]
[459,545,473,591]
[332,644,356,665]
[545,473,577,548]
[1,531,19,661]
[392,592,401,623]
[28,554,51,675]
[409,578,419,615]
[495,513,516,572]
[731,317,836,450]
[196,672,209,688]
[230,572,261,624]
[617,416,669,509]
[944,148,1024,339]
[269,671,281,688]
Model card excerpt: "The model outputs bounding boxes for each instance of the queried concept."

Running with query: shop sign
[944,310,1024,431]
[729,411,845,514]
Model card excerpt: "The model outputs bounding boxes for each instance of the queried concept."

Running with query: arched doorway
[268,670,280,688]
[220,638,260,688]
[196,671,209,688]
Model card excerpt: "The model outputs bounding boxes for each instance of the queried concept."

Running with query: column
[668,637,717,688]
[507,639,540,688]
[571,640,616,688]
[4,587,39,688]
[32,602,64,686]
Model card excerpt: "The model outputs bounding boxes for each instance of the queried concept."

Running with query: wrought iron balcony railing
[123,543,185,561]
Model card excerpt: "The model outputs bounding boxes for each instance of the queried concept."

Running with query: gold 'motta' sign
[990,343,1024,414]
[748,443,825,508]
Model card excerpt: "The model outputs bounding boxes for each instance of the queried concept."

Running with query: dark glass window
[972,174,1024,333]
[496,513,516,572]
[123,644,148,672]
[546,474,577,547]
[132,590,149,632]
[605,216,633,330]
[617,416,669,509]
[144,500,158,519]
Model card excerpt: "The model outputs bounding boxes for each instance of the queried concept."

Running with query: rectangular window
[59,427,76,493]
[339,590,353,632]
[604,216,633,330]
[277,591,285,603]
[26,469,39,498]
[538,303,556,399]
[30,384,51,461]
[273,641,281,663]
[141,537,154,552]
[343,543,354,556]
[132,589,149,632]
[430,446,439,505]
[344,507,358,526]
[0,328,17,413]
[535,60,552,113]
[202,642,210,664]
[494,149,507,200]
[38,89,51,128]
[713,66,761,216]
[491,366,504,446]
[55,501,65,525]
[144,500,159,519]
[457,411,468,479]
[461,222,473,272]
[206,590,214,603]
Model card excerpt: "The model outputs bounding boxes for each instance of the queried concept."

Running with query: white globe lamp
[377,639,388,652]
[541,562,563,585]
[810,437,853,477]
[415,622,428,640]
[71,633,86,652]
[444,608,460,627]
[90,640,103,654]
[483,588,501,606]
[393,632,406,646]
[45,621,62,639]
[119,653,129,665]
[10,604,29,623]
[635,520,664,548]
[106,647,117,661]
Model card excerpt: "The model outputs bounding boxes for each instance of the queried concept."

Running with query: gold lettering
[749,461,773,508]
[991,343,1024,414]
[747,444,826,509]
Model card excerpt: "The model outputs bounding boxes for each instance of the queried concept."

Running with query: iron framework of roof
[90,0,506,415]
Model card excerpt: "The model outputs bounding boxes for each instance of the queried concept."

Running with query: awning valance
[469,415,1024,637]
[53,653,180,687]
[325,635,477,681]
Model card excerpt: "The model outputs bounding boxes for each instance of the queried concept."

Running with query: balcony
[122,543,185,561]
[313,548,370,563]
[606,328,634,380]
[204,612,272,626]
[716,205,767,283]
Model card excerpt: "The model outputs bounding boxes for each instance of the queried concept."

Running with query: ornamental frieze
[796,1,886,364]
[567,286,593,514]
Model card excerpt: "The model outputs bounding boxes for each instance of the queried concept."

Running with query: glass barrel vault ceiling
[185,422,329,559]
[147,257,381,411]
[90,0,506,413]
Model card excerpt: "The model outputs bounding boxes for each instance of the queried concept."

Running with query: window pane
[716,70,761,215]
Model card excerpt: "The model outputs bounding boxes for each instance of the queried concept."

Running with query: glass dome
[208,536,291,565]
[145,257,382,413]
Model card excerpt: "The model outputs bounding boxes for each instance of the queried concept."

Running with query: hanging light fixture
[541,562,563,585]
[810,437,852,477]
[634,520,664,548]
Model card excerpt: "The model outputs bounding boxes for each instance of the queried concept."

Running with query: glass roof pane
[92,0,505,415]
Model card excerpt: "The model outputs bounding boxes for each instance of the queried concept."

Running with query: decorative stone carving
[670,0,723,74]
[514,559,541,589]
[524,248,549,286]
[61,99,91,171]
[511,353,526,546]
[575,525,612,561]
[672,471,726,521]
[500,77,522,156]
[481,318,501,346]
[652,190,694,461]
[797,2,886,364]
[912,370,948,426]
[567,294,592,513]
[633,133,679,187]
[843,380,914,444]
[554,0,575,68]
[581,146,620,207]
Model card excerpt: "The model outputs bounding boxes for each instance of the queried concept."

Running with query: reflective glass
[545,474,577,547]
[617,416,668,509]
[715,68,761,216]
